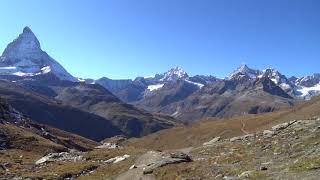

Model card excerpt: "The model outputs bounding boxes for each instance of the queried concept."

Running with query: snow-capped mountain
[227,64,262,80]
[295,73,320,87]
[145,66,189,83]
[227,64,320,100]
[259,68,294,92]
[293,74,320,99]
[0,26,76,81]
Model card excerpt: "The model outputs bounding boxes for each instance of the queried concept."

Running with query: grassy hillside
[129,96,320,150]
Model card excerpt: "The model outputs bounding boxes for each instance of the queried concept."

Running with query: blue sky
[0,0,319,79]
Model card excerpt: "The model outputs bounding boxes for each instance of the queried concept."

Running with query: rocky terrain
[1,96,320,179]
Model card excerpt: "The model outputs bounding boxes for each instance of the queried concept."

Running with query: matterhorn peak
[23,26,33,34]
[0,27,76,81]
[2,26,41,58]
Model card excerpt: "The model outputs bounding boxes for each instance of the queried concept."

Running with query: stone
[230,134,254,142]
[95,143,119,149]
[104,154,130,164]
[142,151,192,174]
[203,137,221,146]
[170,152,192,161]
[35,151,83,165]
[238,171,254,178]
[263,130,275,138]
[129,164,137,170]
[272,120,297,131]
[260,166,268,171]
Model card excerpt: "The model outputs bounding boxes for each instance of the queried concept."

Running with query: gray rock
[35,151,84,165]
[104,154,130,164]
[203,137,221,146]
[272,120,297,131]
[142,152,192,174]
[238,171,254,178]
[230,134,254,142]
[263,130,275,138]
[95,143,119,149]
[260,166,268,171]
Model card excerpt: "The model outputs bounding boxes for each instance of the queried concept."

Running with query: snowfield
[147,84,164,91]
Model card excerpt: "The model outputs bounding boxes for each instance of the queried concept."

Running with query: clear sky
[0,0,319,79]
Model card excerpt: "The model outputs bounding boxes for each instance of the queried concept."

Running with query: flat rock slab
[116,151,192,180]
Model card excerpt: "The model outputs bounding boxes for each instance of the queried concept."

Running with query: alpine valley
[0,27,320,179]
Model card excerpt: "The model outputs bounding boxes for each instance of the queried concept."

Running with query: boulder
[203,137,221,146]
[104,154,130,164]
[272,120,297,131]
[239,171,254,178]
[35,151,84,165]
[263,130,275,138]
[95,143,119,149]
[230,134,254,142]
[143,151,192,174]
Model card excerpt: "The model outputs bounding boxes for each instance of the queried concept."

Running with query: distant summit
[227,64,261,80]
[159,66,189,82]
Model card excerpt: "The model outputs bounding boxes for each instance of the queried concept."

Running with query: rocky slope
[2,96,320,179]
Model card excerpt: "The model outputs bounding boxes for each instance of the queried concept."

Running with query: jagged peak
[2,26,41,58]
[166,66,187,75]
[227,64,261,80]
[161,66,188,81]
[23,26,33,34]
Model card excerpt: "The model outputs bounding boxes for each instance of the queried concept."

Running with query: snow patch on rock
[147,84,164,91]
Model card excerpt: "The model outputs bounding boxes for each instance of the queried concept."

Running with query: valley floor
[1,117,320,179]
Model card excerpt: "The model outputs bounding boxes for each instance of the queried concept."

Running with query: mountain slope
[0,80,122,141]
[134,73,294,122]
[53,82,177,137]
[129,95,320,150]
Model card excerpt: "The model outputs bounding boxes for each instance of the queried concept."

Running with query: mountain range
[0,27,319,135]
[1,27,320,179]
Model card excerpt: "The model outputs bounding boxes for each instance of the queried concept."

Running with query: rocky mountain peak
[227,64,261,80]
[0,27,76,81]
[296,73,320,87]
[160,66,188,82]
[2,26,41,58]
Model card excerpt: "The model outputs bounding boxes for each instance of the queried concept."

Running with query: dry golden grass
[129,96,320,150]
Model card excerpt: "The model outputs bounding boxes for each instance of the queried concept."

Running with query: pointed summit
[2,26,41,58]
[23,26,33,34]
[227,64,261,80]
[0,27,76,81]
[160,66,188,82]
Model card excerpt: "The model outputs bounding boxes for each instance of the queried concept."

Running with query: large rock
[35,151,84,165]
[271,120,297,131]
[142,151,192,174]
[203,137,221,146]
